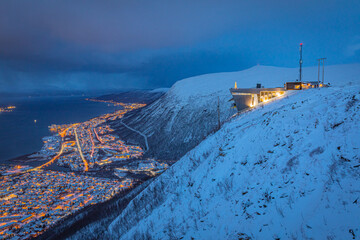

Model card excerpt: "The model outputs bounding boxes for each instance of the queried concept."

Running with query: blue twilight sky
[0,0,359,92]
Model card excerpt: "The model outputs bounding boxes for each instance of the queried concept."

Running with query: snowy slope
[109,82,360,239]
[169,63,360,102]
[150,88,170,93]
[112,64,360,160]
[93,89,166,104]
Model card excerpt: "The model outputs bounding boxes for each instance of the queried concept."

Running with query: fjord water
[0,95,122,163]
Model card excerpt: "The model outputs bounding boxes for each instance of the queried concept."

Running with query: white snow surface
[109,64,360,239]
[169,64,360,103]
[150,88,170,93]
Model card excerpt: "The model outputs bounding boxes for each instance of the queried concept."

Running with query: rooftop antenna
[299,43,303,82]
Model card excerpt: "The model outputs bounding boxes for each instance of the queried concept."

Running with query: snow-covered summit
[150,88,169,93]
[169,64,360,102]
[112,64,360,162]
[109,80,360,239]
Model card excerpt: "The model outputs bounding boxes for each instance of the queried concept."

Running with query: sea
[0,95,122,164]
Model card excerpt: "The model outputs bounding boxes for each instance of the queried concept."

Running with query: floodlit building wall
[230,87,285,111]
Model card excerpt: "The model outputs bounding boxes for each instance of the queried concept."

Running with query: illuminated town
[44,103,147,171]
[0,169,131,239]
[0,102,168,239]
[0,106,16,113]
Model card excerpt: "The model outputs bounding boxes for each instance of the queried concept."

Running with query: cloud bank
[0,0,359,92]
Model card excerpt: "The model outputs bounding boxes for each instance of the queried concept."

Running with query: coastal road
[74,128,89,172]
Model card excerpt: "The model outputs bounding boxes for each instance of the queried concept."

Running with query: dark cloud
[0,0,359,92]
[0,1,271,54]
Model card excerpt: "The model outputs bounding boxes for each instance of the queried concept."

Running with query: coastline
[0,96,167,240]
[0,96,122,164]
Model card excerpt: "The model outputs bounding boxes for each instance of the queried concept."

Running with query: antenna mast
[217,96,221,130]
[299,43,303,82]
[322,58,326,84]
[317,57,326,85]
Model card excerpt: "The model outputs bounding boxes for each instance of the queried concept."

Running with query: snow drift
[108,64,360,239]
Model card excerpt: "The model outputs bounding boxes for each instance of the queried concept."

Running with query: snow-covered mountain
[111,64,360,161]
[92,89,167,104]
[108,65,360,239]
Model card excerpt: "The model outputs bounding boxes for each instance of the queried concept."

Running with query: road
[74,128,89,172]
[32,143,65,171]
[119,120,149,151]
[93,127,104,144]
[88,129,95,158]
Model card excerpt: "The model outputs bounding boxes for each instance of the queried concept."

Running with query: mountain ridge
[109,83,360,239]
[110,63,360,161]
